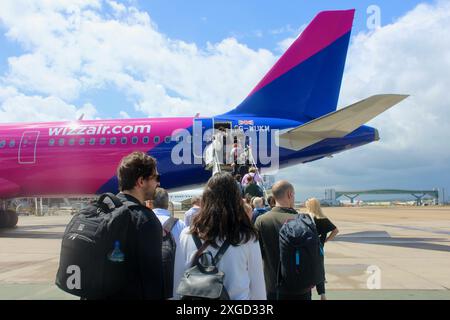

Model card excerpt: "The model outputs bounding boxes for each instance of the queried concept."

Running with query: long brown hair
[190,172,258,247]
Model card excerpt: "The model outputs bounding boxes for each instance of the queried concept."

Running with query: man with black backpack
[113,151,165,299]
[254,181,324,300]
[152,187,186,299]
[56,151,165,299]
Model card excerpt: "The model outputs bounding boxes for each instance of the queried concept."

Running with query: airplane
[169,191,203,204]
[0,9,408,228]
[167,190,204,211]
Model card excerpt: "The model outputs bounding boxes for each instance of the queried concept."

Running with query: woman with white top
[178,172,267,300]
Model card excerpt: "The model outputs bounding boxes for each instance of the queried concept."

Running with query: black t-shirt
[314,217,336,246]
[115,192,164,300]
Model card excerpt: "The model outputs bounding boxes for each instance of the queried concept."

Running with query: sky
[0,0,449,201]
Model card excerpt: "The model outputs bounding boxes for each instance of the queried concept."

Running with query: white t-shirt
[179,228,267,300]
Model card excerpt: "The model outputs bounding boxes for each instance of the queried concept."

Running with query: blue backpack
[277,213,325,293]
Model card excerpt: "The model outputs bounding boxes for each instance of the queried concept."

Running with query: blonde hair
[305,198,327,219]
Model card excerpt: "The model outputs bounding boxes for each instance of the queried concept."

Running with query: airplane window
[143,136,149,144]
[89,138,96,145]
[121,137,127,144]
[110,137,117,145]
[49,139,55,146]
[100,137,106,145]
[69,138,75,146]
[164,136,171,144]
[154,136,160,143]
[58,138,65,146]
[0,140,5,148]
[79,138,85,145]
[132,136,138,144]
[9,140,16,148]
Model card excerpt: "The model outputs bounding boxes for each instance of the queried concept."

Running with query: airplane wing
[278,94,409,151]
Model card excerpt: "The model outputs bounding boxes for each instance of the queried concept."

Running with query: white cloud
[107,0,126,15]
[6,53,82,100]
[0,90,97,122]
[275,24,306,53]
[254,30,263,38]
[0,0,276,120]
[270,24,297,35]
[77,102,98,120]
[276,36,297,53]
[119,110,130,118]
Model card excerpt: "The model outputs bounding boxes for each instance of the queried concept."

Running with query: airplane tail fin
[221,10,355,121]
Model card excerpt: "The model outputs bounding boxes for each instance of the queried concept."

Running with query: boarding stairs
[247,146,268,198]
[204,141,268,198]
[204,140,233,175]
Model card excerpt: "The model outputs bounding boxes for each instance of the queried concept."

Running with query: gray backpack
[161,217,178,299]
[177,234,230,300]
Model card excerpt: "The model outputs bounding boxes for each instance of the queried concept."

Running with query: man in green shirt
[254,180,312,300]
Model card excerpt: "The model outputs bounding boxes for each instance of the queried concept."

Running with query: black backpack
[177,234,230,300]
[161,216,178,299]
[55,193,139,299]
[277,213,325,294]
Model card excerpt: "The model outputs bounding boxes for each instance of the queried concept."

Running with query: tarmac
[0,206,449,300]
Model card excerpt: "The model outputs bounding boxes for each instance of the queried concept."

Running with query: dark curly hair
[117,151,157,191]
[190,172,258,247]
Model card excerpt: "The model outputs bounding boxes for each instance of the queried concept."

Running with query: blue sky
[137,0,426,51]
[0,0,449,201]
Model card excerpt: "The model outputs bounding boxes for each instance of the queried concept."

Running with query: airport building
[323,188,446,206]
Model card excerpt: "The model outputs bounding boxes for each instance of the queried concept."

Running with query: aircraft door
[19,131,40,164]
[192,118,213,162]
